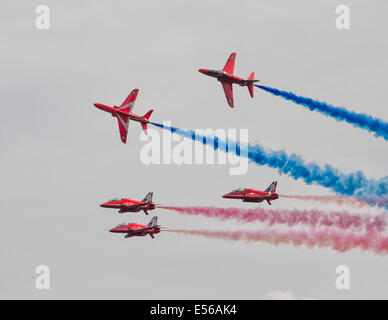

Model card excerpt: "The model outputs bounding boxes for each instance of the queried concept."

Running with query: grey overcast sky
[1,1,388,299]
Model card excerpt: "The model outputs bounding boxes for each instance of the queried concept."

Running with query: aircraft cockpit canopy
[231,188,250,193]
[116,223,128,228]
[208,70,227,77]
[108,197,128,202]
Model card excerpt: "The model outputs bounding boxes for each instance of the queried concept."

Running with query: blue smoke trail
[256,85,388,141]
[151,122,388,209]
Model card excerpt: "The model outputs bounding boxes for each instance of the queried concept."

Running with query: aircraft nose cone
[222,193,231,198]
[100,201,114,208]
[198,69,207,74]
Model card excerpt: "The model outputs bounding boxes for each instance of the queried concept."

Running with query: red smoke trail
[280,194,368,208]
[158,206,387,232]
[166,229,388,255]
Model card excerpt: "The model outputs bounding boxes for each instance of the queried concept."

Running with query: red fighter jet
[110,216,161,239]
[198,52,260,108]
[223,181,278,205]
[100,192,155,215]
[93,89,153,143]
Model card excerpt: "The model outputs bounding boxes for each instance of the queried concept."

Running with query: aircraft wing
[250,195,273,200]
[116,113,130,143]
[220,81,234,108]
[118,89,138,113]
[128,227,153,234]
[222,52,236,74]
[242,197,264,203]
[247,197,265,201]
[121,203,144,209]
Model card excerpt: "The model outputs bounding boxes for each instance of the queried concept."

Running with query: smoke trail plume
[356,195,388,207]
[280,195,368,209]
[151,122,388,208]
[159,206,387,232]
[256,85,388,141]
[167,228,388,255]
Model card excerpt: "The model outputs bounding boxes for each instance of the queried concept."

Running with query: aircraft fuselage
[100,200,156,214]
[93,103,149,124]
[198,69,248,86]
[223,189,279,203]
[109,224,160,238]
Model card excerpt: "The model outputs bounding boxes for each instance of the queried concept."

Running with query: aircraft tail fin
[265,181,277,193]
[147,216,158,227]
[247,72,255,98]
[141,192,153,203]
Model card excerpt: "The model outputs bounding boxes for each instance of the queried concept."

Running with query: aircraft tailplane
[143,109,153,120]
[141,110,153,134]
[141,123,148,134]
[247,72,255,98]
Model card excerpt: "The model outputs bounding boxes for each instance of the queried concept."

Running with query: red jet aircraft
[93,89,153,143]
[198,52,260,108]
[110,216,161,239]
[100,192,155,215]
[223,181,278,205]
